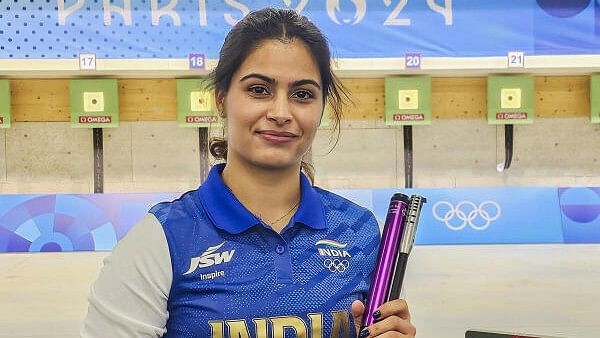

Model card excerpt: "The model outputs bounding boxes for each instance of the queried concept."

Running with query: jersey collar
[198,163,327,234]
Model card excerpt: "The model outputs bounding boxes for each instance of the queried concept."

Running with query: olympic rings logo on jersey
[323,258,350,272]
[432,200,501,231]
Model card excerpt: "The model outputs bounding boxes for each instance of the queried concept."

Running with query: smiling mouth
[256,130,298,143]
[258,130,297,137]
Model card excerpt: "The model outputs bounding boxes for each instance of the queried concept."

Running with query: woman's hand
[351,299,416,337]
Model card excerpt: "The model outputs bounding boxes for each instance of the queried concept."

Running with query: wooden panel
[432,77,487,119]
[8,76,592,122]
[341,78,384,120]
[343,77,488,121]
[119,79,177,121]
[535,76,588,118]
[12,80,70,122]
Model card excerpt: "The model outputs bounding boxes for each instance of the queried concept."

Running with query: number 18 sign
[405,53,421,69]
[188,53,206,70]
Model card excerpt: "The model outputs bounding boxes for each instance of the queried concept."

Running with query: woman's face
[218,38,324,171]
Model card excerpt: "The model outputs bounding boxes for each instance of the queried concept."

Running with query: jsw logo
[184,242,235,275]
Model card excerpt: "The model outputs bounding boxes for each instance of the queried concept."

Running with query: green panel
[69,79,119,128]
[384,75,431,126]
[591,75,600,124]
[0,80,10,129]
[487,75,534,125]
[176,79,221,128]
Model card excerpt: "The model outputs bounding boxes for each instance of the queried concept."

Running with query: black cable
[403,126,413,188]
[198,127,209,180]
[504,124,514,170]
[93,128,103,193]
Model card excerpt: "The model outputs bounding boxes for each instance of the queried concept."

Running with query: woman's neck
[221,159,302,232]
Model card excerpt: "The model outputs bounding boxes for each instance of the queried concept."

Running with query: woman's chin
[250,157,302,172]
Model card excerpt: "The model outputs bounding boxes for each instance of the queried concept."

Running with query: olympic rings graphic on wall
[323,259,350,272]
[432,200,501,231]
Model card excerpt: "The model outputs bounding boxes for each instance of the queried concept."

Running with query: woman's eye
[249,86,269,96]
[292,90,314,100]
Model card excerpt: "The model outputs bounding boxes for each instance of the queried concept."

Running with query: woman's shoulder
[313,186,378,224]
[313,186,370,210]
[149,189,205,223]
[147,189,220,247]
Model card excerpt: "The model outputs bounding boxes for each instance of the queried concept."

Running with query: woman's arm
[81,214,172,338]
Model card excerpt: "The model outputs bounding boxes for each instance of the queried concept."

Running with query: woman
[82,8,416,338]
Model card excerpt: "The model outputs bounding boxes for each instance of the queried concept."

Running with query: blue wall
[1,187,599,252]
[1,1,599,59]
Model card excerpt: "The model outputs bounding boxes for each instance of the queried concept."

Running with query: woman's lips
[256,130,298,143]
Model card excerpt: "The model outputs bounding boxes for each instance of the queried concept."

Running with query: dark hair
[207,7,349,182]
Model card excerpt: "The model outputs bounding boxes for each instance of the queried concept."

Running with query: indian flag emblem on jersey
[315,239,348,249]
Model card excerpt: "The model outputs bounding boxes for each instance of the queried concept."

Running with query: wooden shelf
[2,55,600,78]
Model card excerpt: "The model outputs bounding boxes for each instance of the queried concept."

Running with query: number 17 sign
[79,53,96,71]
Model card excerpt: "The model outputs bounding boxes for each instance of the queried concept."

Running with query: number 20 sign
[405,53,421,69]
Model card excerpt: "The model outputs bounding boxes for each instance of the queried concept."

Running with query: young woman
[82,8,416,338]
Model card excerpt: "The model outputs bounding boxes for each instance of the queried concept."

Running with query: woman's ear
[215,90,226,117]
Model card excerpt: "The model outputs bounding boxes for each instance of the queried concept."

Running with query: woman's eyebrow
[240,73,274,84]
[240,73,321,90]
[293,79,321,90]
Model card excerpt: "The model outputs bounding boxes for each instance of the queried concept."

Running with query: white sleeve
[81,214,172,338]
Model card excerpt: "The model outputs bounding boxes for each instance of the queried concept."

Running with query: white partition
[1,244,598,337]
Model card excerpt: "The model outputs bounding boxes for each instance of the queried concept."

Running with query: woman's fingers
[359,315,416,337]
[351,300,366,335]
[374,298,411,321]
[357,299,416,338]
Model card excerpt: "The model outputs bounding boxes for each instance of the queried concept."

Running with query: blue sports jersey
[150,164,380,338]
